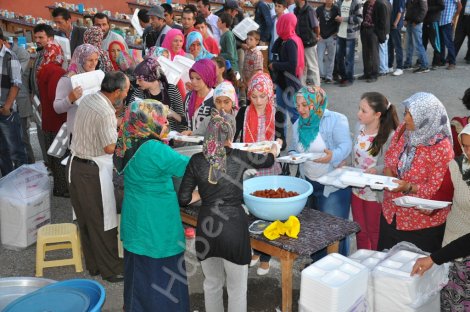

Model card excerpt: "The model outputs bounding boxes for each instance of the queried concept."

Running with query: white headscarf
[398,92,452,177]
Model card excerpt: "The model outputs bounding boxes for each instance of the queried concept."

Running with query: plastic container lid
[4,287,90,312]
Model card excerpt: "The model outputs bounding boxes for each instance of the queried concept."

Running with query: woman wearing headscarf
[83,26,114,73]
[146,46,170,59]
[161,28,186,60]
[108,40,135,72]
[379,92,455,253]
[288,86,352,256]
[178,110,278,312]
[182,59,217,132]
[185,31,215,61]
[190,81,238,136]
[411,124,470,311]
[160,29,187,99]
[54,44,99,138]
[128,56,187,132]
[37,42,68,197]
[114,100,190,312]
[270,13,305,129]
[234,72,286,275]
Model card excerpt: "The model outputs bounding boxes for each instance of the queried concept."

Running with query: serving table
[180,204,360,312]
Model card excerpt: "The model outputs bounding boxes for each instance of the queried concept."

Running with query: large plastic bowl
[243,176,313,221]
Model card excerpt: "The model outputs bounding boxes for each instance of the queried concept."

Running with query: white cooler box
[0,163,51,249]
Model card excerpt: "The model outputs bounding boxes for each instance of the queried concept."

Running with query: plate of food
[232,141,280,154]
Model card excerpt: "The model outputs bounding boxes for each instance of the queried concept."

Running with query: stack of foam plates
[373,250,441,312]
[349,249,387,309]
[299,253,369,312]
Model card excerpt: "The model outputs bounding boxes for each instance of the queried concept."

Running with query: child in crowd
[218,12,239,72]
[351,92,399,250]
[213,56,239,88]
[241,30,263,105]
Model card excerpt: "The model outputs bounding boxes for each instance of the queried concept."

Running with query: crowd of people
[0,0,469,310]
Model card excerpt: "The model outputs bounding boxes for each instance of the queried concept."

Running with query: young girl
[352,92,399,250]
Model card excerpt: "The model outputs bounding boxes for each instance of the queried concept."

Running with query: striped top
[70,92,117,159]
[127,83,187,132]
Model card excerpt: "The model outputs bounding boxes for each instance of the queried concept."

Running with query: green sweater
[220,30,239,72]
[120,140,190,259]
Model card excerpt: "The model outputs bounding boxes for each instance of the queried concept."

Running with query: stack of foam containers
[299,253,369,312]
[372,250,441,312]
[349,249,387,309]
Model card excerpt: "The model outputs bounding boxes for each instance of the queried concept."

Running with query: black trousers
[43,130,68,195]
[361,27,379,79]
[377,213,446,253]
[68,158,123,279]
[423,21,443,66]
[454,16,470,60]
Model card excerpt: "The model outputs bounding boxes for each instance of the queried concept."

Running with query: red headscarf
[37,42,64,74]
[244,73,275,143]
[108,40,134,71]
[276,13,305,78]
[161,29,186,60]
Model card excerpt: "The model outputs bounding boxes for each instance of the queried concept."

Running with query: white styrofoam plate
[393,196,452,210]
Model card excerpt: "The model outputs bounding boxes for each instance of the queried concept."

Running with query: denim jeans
[405,22,429,68]
[335,37,356,82]
[388,28,404,69]
[379,37,389,73]
[439,23,457,65]
[317,36,337,80]
[0,111,27,175]
[306,178,352,258]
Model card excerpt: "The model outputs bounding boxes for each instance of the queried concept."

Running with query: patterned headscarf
[68,43,99,74]
[214,81,237,112]
[147,46,170,59]
[398,92,452,177]
[108,40,135,71]
[458,124,470,185]
[244,73,275,143]
[187,59,217,120]
[185,31,215,61]
[276,13,305,78]
[203,110,235,184]
[37,42,64,73]
[114,99,169,173]
[84,26,114,73]
[161,29,186,60]
[296,86,328,150]
[134,56,164,82]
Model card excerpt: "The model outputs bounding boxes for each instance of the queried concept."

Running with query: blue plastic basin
[243,176,313,221]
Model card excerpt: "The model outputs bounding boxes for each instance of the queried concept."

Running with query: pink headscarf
[276,13,305,78]
[161,29,186,60]
[187,59,217,120]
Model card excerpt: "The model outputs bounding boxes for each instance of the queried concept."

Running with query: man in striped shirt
[68,71,130,283]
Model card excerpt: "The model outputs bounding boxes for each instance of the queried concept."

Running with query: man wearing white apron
[67,71,130,283]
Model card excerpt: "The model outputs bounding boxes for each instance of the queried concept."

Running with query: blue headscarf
[296,86,328,151]
[185,31,215,61]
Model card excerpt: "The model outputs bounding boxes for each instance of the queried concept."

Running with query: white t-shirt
[297,134,330,180]
[338,0,352,39]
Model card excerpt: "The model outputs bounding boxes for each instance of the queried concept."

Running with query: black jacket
[405,0,428,24]
[362,0,391,43]
[294,3,318,47]
[423,0,445,23]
